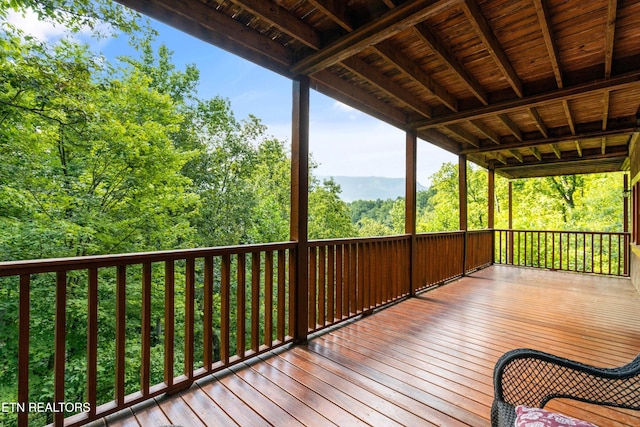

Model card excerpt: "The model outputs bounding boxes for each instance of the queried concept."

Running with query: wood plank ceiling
[116,0,640,178]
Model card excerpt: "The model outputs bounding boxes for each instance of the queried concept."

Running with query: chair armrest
[493,348,640,410]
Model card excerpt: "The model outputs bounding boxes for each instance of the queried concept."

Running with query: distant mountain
[319,176,428,202]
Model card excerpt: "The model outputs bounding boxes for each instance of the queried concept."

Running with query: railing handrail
[495,228,629,236]
[1,231,498,277]
[494,229,630,277]
[0,241,297,277]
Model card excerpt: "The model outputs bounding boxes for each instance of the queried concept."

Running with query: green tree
[308,178,357,239]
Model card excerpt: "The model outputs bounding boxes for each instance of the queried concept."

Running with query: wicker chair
[491,348,640,427]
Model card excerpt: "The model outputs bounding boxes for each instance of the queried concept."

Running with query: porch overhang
[114,0,640,178]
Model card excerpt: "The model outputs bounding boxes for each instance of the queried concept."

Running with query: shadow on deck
[95,266,640,426]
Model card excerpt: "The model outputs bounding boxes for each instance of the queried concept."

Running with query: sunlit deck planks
[95,266,640,426]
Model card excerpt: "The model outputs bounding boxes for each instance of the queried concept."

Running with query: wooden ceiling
[116,0,640,178]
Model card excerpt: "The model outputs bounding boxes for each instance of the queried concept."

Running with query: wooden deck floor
[97,266,640,426]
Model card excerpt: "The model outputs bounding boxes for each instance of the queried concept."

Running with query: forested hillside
[348,164,625,237]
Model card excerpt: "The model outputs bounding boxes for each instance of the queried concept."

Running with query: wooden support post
[459,155,468,274]
[624,173,629,233]
[488,167,495,264]
[406,130,417,295]
[508,181,514,264]
[291,76,310,343]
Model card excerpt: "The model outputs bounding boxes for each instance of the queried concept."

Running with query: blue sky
[8,9,457,186]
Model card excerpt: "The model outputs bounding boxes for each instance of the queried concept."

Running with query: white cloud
[6,8,112,45]
[331,100,361,120]
[7,9,68,41]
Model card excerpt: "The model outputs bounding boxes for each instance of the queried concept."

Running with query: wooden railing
[495,229,630,277]
[0,243,296,427]
[0,231,493,426]
[307,236,411,333]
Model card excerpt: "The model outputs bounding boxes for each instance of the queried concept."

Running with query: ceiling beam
[531,0,563,88]
[462,117,638,154]
[603,90,611,131]
[413,68,640,129]
[374,42,458,111]
[550,144,561,159]
[446,124,479,147]
[510,150,524,163]
[290,0,459,75]
[575,140,583,157]
[470,119,501,144]
[604,0,618,79]
[562,100,576,135]
[493,146,628,176]
[307,0,354,31]
[413,22,489,105]
[460,0,523,97]
[498,113,523,141]
[528,107,548,138]
[530,146,542,161]
[340,57,433,118]
[495,153,508,165]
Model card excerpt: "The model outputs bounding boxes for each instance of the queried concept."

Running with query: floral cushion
[515,405,598,427]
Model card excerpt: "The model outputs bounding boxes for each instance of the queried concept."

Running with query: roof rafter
[470,119,501,144]
[562,100,576,135]
[446,124,479,147]
[460,0,523,97]
[306,0,354,32]
[228,0,322,49]
[498,114,523,141]
[531,0,563,88]
[290,0,459,75]
[340,57,433,118]
[604,0,618,79]
[374,42,458,111]
[311,70,408,127]
[510,150,524,163]
[413,22,489,105]
[528,107,548,138]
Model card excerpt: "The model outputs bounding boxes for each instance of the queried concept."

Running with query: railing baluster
[220,254,230,365]
[184,258,195,379]
[277,250,285,342]
[357,242,365,313]
[251,251,261,352]
[350,244,357,316]
[308,246,317,331]
[18,274,30,427]
[87,268,98,417]
[264,250,273,348]
[164,261,175,387]
[115,266,126,406]
[54,271,66,426]
[203,256,214,369]
[236,254,246,358]
[318,246,326,327]
[336,245,343,320]
[327,245,335,324]
[141,262,151,395]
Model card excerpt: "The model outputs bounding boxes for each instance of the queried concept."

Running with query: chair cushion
[515,405,598,427]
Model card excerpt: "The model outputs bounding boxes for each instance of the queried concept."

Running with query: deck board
[103,266,640,426]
